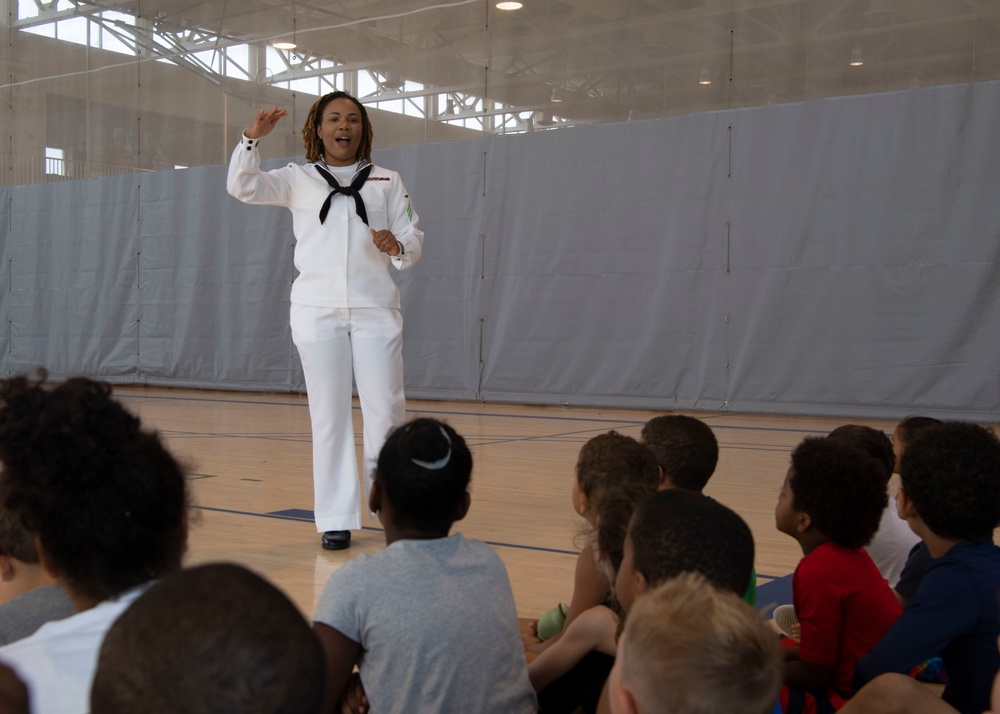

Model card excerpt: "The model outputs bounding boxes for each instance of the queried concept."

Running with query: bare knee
[845,674,926,714]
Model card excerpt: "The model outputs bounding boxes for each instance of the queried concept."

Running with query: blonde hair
[617,573,782,714]
[301,91,373,164]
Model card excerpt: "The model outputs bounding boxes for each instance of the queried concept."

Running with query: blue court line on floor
[192,504,580,556]
[120,391,831,435]
[165,428,794,455]
[196,503,787,577]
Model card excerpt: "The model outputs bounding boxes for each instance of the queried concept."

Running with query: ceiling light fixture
[496,1,523,10]
[850,47,863,67]
[273,6,297,50]
[699,69,712,85]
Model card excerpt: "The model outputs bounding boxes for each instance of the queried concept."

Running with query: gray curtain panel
[3,80,998,420]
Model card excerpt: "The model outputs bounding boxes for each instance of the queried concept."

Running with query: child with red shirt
[775,437,902,713]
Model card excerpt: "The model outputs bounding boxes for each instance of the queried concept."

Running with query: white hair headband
[410,425,453,470]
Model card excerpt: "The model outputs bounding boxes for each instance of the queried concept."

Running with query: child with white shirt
[0,374,188,714]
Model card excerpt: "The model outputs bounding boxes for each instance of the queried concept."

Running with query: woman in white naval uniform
[227,92,423,550]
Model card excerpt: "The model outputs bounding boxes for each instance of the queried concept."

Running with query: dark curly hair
[91,562,324,714]
[375,418,472,534]
[788,437,887,549]
[629,489,754,596]
[895,416,942,447]
[900,422,1000,541]
[302,91,373,164]
[0,375,188,604]
[826,424,894,486]
[640,415,719,491]
[0,506,39,563]
[576,431,659,521]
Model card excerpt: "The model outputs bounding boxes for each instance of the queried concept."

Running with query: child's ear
[617,683,641,714]
[633,570,650,599]
[795,511,813,534]
[0,555,14,583]
[896,487,917,519]
[368,481,382,515]
[453,491,471,522]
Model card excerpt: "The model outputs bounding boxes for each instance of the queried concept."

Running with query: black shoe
[321,530,351,551]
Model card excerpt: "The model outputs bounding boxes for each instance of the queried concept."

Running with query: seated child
[608,572,783,714]
[641,414,757,606]
[775,437,901,713]
[90,562,324,714]
[534,489,757,714]
[849,422,1000,714]
[889,416,942,607]
[0,375,189,714]
[0,508,74,646]
[312,418,536,714]
[526,432,659,649]
[827,424,919,588]
[529,495,638,695]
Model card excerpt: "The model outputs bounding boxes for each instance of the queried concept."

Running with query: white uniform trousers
[290,304,406,532]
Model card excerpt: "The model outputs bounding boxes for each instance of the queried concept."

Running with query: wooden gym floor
[113,385,946,620]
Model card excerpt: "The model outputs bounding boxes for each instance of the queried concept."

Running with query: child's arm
[313,622,363,713]
[785,558,849,695]
[337,673,369,714]
[528,604,618,693]
[855,564,977,691]
[564,542,613,629]
[528,541,610,653]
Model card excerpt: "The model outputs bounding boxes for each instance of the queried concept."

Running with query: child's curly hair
[302,91,373,164]
[576,431,659,521]
[629,489,755,596]
[640,415,719,491]
[826,424,894,486]
[789,437,887,549]
[0,374,188,604]
[901,422,1000,541]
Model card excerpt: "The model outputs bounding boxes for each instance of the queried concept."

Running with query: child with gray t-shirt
[313,418,536,714]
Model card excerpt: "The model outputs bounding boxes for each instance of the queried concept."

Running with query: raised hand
[245,107,288,140]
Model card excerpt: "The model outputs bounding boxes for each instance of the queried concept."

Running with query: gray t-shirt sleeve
[314,557,367,644]
[0,584,76,646]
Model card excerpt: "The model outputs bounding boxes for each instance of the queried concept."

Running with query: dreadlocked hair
[302,91,374,164]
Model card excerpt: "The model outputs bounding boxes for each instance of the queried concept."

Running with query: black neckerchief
[314,163,373,225]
